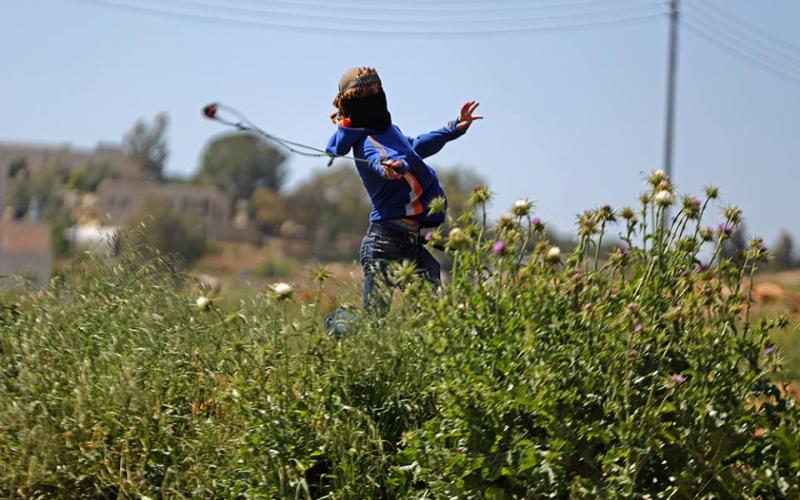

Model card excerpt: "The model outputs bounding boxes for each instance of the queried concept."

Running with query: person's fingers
[469,102,480,114]
[470,115,484,121]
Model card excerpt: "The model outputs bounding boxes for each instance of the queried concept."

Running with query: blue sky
[2,0,798,245]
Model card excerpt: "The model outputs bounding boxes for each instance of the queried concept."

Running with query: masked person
[325,67,482,323]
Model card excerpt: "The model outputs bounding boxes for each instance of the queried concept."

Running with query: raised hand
[455,101,484,131]
[380,159,404,180]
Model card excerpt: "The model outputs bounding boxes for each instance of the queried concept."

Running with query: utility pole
[663,0,680,181]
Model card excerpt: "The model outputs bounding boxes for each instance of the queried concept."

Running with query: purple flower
[492,239,506,255]
[718,223,733,236]
[424,231,433,242]
[634,323,644,334]
[763,345,776,355]
[692,197,702,208]
[671,373,687,384]
[697,263,710,272]
[618,247,630,258]
[531,217,545,231]
[681,268,691,277]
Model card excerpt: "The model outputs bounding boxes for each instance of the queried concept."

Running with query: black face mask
[342,90,392,131]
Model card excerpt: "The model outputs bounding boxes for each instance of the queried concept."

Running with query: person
[324,66,482,323]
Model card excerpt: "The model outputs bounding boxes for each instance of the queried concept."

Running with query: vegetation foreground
[1,172,799,498]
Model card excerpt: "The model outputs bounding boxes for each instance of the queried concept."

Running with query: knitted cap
[338,67,382,94]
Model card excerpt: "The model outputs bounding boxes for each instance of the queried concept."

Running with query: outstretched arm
[409,101,483,159]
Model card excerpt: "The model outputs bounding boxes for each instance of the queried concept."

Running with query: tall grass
[1,171,798,498]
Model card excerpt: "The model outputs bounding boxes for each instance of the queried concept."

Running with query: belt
[369,222,422,245]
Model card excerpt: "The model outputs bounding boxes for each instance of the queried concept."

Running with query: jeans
[360,223,441,314]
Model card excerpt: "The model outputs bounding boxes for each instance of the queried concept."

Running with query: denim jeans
[360,223,441,314]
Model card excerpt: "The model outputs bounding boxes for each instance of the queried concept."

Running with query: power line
[690,0,800,56]
[685,7,800,65]
[63,0,667,37]
[160,0,667,25]
[683,13,800,77]
[682,20,800,86]
[192,0,664,14]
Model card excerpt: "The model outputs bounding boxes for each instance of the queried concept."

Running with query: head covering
[331,67,391,130]
[337,67,382,95]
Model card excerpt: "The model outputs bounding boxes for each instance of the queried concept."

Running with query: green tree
[6,164,68,220]
[770,230,796,270]
[126,197,207,267]
[250,187,289,235]
[67,161,119,192]
[196,132,287,204]
[285,164,370,238]
[720,224,748,269]
[123,112,169,180]
[436,165,487,219]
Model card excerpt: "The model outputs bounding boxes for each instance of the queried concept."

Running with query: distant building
[96,179,258,242]
[0,219,52,287]
[0,141,145,212]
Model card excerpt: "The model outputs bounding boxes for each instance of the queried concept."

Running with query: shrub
[0,172,797,498]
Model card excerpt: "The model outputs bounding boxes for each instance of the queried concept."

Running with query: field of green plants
[1,171,799,498]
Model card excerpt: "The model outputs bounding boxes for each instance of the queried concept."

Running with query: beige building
[0,220,52,288]
[96,179,244,241]
[0,141,145,211]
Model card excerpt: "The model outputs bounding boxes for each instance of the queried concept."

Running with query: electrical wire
[186,0,664,14]
[683,13,800,76]
[682,20,800,86]
[685,6,800,66]
[63,0,667,36]
[690,0,800,57]
[160,0,667,25]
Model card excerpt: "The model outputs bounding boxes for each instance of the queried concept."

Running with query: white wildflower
[271,282,294,300]
[195,296,211,310]
[512,199,533,217]
[654,190,674,206]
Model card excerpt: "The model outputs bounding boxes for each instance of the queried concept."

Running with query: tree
[6,164,68,220]
[720,224,747,269]
[436,165,487,219]
[196,132,287,204]
[67,161,119,192]
[123,112,169,180]
[770,231,796,271]
[126,197,207,267]
[285,164,370,238]
[250,187,289,235]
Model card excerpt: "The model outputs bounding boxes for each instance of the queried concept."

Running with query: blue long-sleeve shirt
[326,119,466,226]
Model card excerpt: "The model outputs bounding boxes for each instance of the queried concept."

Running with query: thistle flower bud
[446,227,469,250]
[467,185,492,207]
[701,227,714,242]
[598,204,616,222]
[654,190,674,207]
[312,266,332,283]
[746,237,768,262]
[512,199,533,217]
[577,210,597,236]
[271,282,294,300]
[531,217,545,232]
[545,246,561,264]
[682,196,701,219]
[648,169,666,186]
[428,196,447,215]
[497,212,515,229]
[717,223,733,237]
[657,180,671,192]
[639,193,651,205]
[620,207,636,221]
[704,186,719,200]
[723,206,743,225]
